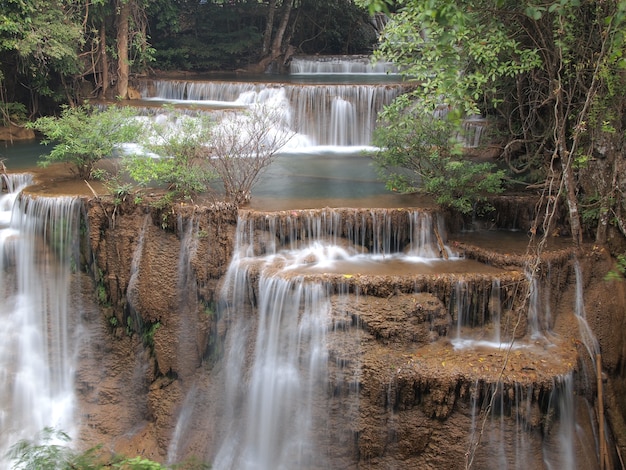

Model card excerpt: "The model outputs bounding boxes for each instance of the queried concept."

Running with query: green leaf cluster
[373,99,504,214]
[375,0,541,116]
[28,104,142,179]
[6,426,209,469]
[124,110,218,200]
[369,0,626,241]
[1,0,83,102]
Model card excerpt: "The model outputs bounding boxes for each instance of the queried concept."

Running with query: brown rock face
[74,201,625,469]
[0,125,35,141]
[81,198,237,460]
[339,292,451,344]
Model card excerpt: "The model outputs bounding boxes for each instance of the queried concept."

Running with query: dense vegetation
[360,0,626,250]
[0,0,377,118]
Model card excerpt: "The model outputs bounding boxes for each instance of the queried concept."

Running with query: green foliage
[0,0,83,103]
[28,104,142,179]
[0,101,27,126]
[7,427,75,470]
[372,98,505,214]
[150,0,377,71]
[293,0,377,55]
[201,299,216,317]
[5,426,205,469]
[579,193,603,226]
[97,284,109,305]
[7,427,111,470]
[92,165,136,205]
[374,0,542,116]
[124,109,217,200]
[354,0,395,15]
[605,253,626,281]
[143,321,161,350]
[369,0,626,242]
[114,456,166,469]
[149,2,263,71]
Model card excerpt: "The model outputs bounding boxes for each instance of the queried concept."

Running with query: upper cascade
[289,55,399,75]
[137,79,405,147]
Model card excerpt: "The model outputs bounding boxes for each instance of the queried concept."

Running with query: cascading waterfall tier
[0,184,84,462]
[289,55,399,75]
[137,79,405,147]
[172,206,590,470]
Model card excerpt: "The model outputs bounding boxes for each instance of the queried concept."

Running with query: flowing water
[0,174,83,463]
[210,208,464,470]
[0,56,602,469]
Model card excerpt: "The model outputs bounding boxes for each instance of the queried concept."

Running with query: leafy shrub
[372,98,505,214]
[28,104,142,179]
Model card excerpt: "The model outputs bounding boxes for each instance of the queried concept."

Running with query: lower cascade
[157,208,601,469]
[0,175,614,469]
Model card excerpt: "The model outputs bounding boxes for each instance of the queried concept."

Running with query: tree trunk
[555,98,582,246]
[595,161,614,245]
[270,0,293,60]
[561,151,583,247]
[262,0,278,56]
[116,0,130,100]
[100,23,109,99]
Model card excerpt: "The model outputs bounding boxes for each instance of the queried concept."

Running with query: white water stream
[0,174,83,463]
[210,209,452,469]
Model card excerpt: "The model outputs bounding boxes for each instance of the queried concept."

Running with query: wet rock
[0,125,35,141]
[336,292,451,344]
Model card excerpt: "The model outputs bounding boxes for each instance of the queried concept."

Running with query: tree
[207,104,294,205]
[124,109,218,200]
[358,0,626,247]
[0,0,84,113]
[148,0,378,72]
[29,104,142,179]
[262,0,294,69]
[372,98,505,214]
[116,0,131,100]
[85,0,153,100]
[125,104,293,205]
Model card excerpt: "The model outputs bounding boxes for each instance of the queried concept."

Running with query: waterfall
[461,116,489,148]
[468,375,578,470]
[289,55,398,75]
[213,256,330,470]
[543,374,576,470]
[125,214,150,328]
[573,261,599,365]
[491,279,502,344]
[137,79,404,147]
[452,278,505,345]
[329,97,357,146]
[208,208,461,468]
[0,188,83,461]
[236,208,450,258]
[525,266,553,339]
